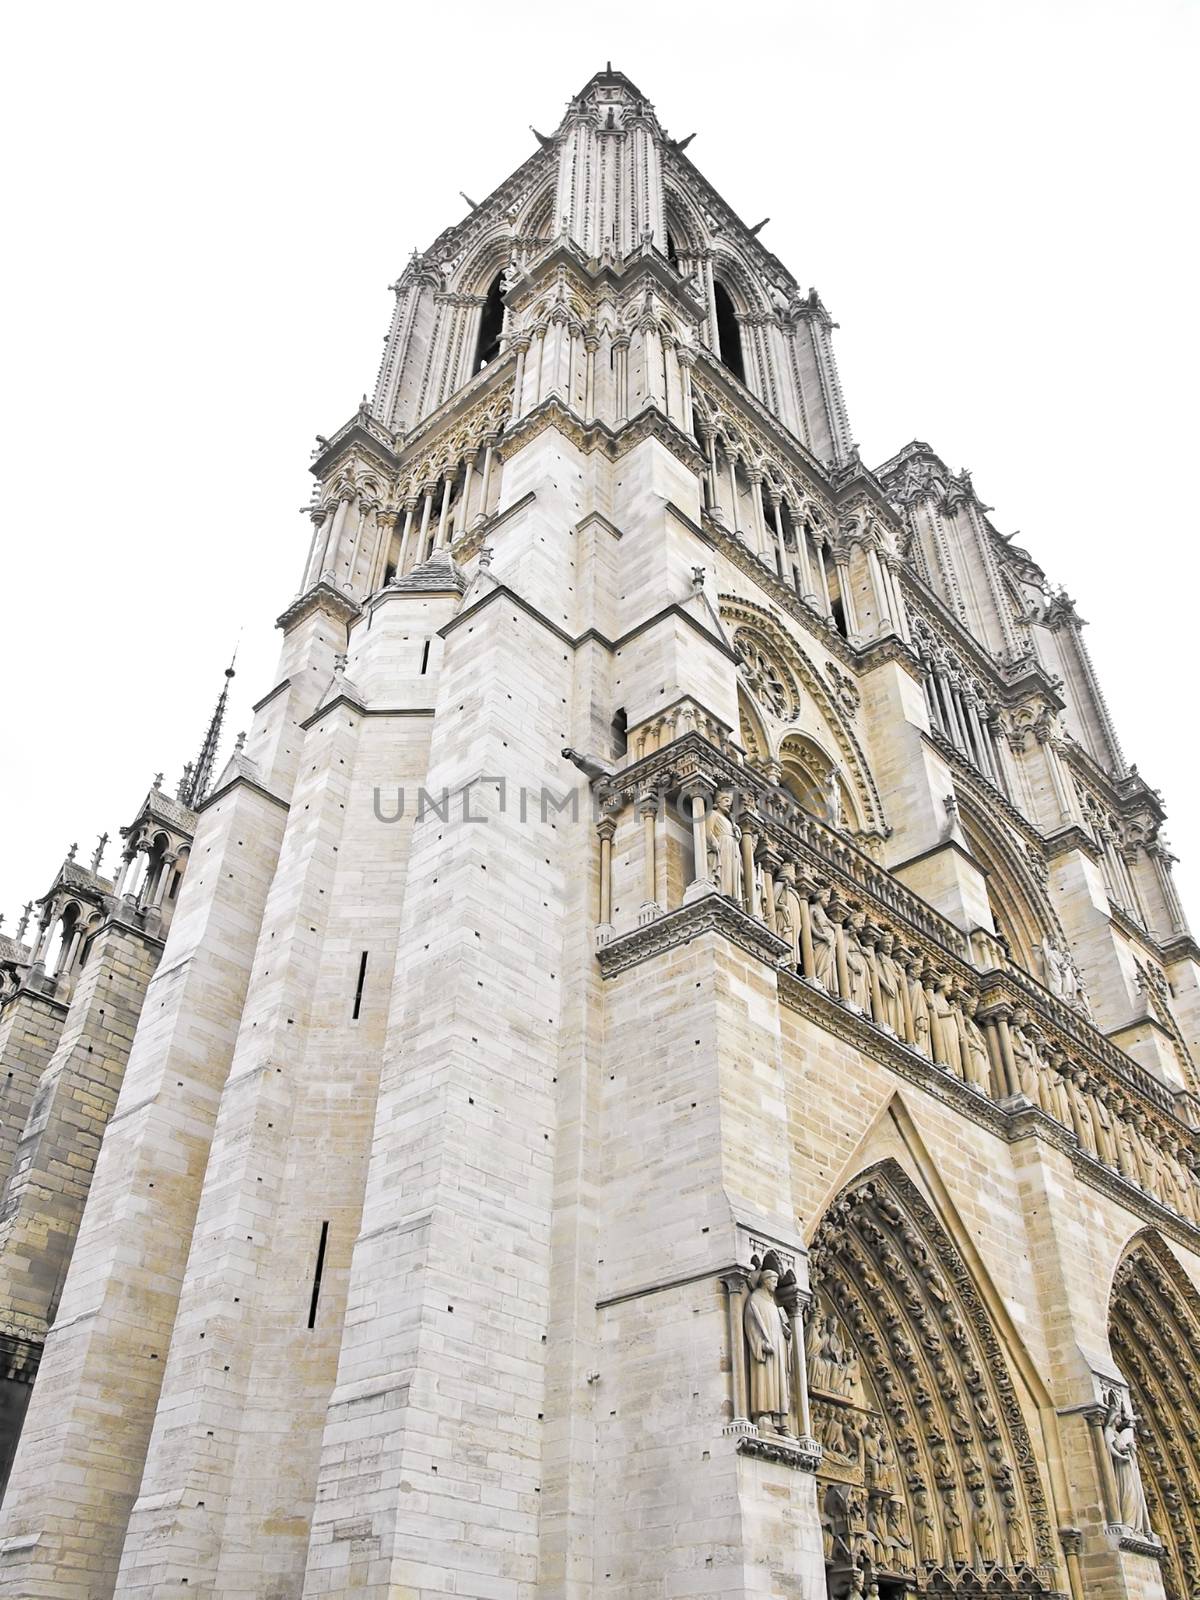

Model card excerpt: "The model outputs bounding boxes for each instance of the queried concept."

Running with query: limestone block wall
[302,558,584,1596]
[0,990,66,1195]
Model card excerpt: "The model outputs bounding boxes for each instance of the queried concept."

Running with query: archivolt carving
[809,1162,1057,1596]
[720,595,885,835]
[1110,1234,1200,1600]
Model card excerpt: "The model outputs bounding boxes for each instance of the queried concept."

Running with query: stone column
[596,814,616,931]
[638,791,662,925]
[682,782,714,902]
[721,1271,752,1430]
[865,543,891,634]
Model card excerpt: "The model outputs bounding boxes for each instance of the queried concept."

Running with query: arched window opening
[665,232,679,266]
[474,275,505,372]
[611,706,627,758]
[713,280,745,385]
[823,558,848,637]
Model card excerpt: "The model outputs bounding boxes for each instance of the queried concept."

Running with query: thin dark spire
[179,646,237,808]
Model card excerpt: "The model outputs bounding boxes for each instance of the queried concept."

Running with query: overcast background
[1,0,1196,930]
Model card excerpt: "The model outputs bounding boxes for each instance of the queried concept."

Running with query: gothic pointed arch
[720,594,887,837]
[779,731,858,831]
[808,1161,1059,1598]
[954,794,1063,977]
[1109,1231,1200,1600]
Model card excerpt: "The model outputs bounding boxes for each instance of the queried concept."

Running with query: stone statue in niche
[927,973,963,1078]
[706,789,742,900]
[906,953,932,1057]
[876,931,904,1035]
[845,916,873,1013]
[810,887,839,993]
[970,1487,999,1566]
[956,993,993,1095]
[909,1474,940,1566]
[942,1485,968,1565]
[1001,1488,1028,1565]
[1010,1011,1048,1109]
[1104,1389,1153,1534]
[776,875,803,970]
[743,1250,792,1435]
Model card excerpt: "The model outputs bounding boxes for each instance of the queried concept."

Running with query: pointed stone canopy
[178,650,237,808]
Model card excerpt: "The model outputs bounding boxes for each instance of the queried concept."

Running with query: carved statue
[956,994,993,1095]
[863,1418,900,1498]
[883,1495,913,1569]
[876,931,904,1035]
[744,1252,792,1434]
[906,955,931,1057]
[706,789,742,900]
[1010,1012,1047,1109]
[1038,940,1067,999]
[810,1312,858,1399]
[845,916,872,1013]
[943,1485,969,1565]
[810,887,839,994]
[970,1487,999,1566]
[776,875,803,971]
[1001,1488,1028,1565]
[927,973,963,1078]
[909,1476,940,1566]
[1105,1391,1153,1534]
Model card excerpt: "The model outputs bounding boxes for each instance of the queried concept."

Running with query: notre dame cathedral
[0,66,1197,1600]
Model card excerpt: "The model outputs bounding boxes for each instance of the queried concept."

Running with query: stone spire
[178,650,237,809]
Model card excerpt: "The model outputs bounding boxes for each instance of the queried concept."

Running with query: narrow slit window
[352,950,368,1021]
[420,639,431,675]
[307,1220,330,1329]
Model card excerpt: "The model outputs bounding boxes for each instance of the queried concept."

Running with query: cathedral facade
[0,67,1197,1600]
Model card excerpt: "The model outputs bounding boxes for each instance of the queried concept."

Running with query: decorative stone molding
[595,891,789,977]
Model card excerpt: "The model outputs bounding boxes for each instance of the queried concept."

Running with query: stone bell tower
[2,65,1199,1600]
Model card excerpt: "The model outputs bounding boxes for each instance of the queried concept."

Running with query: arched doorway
[807,1163,1057,1598]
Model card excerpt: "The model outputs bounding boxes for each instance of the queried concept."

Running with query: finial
[177,760,194,800]
[691,565,706,593]
[478,546,494,569]
[17,902,32,941]
[748,217,770,237]
[459,191,479,211]
[66,841,78,863]
[91,832,109,873]
[234,730,246,755]
[334,652,347,677]
[152,771,164,789]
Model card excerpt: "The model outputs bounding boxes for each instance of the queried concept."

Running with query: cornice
[310,412,400,481]
[1161,933,1200,967]
[496,394,704,475]
[199,771,290,816]
[596,892,789,977]
[275,582,362,634]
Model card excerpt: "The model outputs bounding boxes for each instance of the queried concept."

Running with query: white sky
[1,0,1196,929]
